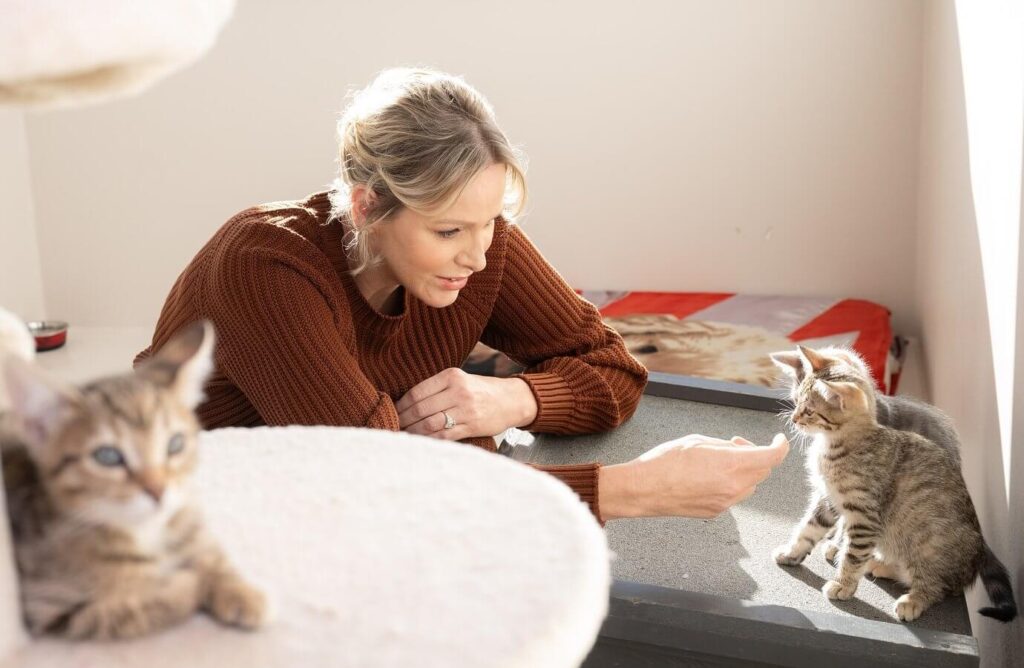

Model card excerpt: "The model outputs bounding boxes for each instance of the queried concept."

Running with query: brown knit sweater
[136,191,648,520]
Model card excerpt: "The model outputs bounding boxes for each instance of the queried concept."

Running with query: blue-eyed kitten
[770,345,1016,623]
[0,321,268,640]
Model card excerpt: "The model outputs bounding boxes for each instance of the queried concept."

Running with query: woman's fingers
[395,368,464,417]
[398,390,456,430]
[630,432,791,519]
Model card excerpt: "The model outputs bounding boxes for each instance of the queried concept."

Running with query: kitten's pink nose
[136,471,166,503]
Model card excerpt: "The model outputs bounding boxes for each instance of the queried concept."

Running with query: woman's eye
[92,445,126,467]
[167,433,186,456]
[436,228,459,239]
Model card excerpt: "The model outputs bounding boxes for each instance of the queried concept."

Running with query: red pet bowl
[27,321,68,352]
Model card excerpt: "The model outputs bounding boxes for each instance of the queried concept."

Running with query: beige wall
[22,0,923,336]
[917,2,1022,665]
[0,110,45,322]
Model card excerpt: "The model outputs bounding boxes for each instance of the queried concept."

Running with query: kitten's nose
[136,471,165,503]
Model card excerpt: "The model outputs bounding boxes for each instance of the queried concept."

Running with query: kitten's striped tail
[978,543,1017,622]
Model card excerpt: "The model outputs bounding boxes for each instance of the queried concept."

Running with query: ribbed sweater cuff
[516,372,574,432]
[536,463,603,526]
[463,435,499,452]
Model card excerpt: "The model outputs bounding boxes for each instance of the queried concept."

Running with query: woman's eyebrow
[436,212,503,226]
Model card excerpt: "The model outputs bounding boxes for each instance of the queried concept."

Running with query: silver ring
[442,410,456,430]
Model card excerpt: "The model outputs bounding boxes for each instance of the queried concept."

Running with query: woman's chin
[421,288,460,308]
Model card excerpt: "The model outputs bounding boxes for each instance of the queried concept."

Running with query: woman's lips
[439,275,469,290]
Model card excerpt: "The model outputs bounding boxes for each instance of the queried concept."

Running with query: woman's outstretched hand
[598,433,790,521]
[396,368,538,440]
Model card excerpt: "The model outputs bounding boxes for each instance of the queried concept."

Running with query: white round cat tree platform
[0,426,610,668]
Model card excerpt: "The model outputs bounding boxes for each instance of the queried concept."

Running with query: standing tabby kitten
[769,345,1016,623]
[0,321,267,640]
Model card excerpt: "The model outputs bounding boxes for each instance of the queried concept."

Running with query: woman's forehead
[439,164,506,221]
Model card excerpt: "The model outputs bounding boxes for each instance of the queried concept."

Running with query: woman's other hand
[598,433,790,521]
[396,367,538,440]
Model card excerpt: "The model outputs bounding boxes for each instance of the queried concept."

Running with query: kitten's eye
[167,433,186,456]
[92,445,125,467]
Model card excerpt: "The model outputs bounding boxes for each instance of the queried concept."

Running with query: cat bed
[0,427,609,668]
[466,291,902,395]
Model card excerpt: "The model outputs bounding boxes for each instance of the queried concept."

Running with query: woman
[137,68,788,522]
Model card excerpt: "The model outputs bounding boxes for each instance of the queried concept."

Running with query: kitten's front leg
[65,570,202,640]
[824,515,846,563]
[200,554,267,630]
[823,518,880,601]
[205,572,266,629]
[773,495,837,566]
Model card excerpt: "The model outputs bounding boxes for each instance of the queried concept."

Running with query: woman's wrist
[505,377,538,428]
[597,462,646,521]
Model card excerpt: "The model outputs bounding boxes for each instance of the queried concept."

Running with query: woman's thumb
[768,433,791,460]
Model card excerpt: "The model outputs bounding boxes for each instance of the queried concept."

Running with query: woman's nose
[459,235,488,273]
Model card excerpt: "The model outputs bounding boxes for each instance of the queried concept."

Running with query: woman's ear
[349,185,378,229]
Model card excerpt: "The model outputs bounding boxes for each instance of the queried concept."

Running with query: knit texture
[136,191,647,519]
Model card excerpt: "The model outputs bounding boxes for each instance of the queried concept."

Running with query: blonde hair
[329,68,528,275]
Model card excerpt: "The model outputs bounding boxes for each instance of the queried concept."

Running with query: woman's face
[373,162,506,309]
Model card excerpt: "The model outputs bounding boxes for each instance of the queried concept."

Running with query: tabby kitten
[769,345,1016,622]
[0,321,267,640]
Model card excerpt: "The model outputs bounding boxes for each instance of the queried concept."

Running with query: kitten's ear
[815,380,866,411]
[769,350,805,382]
[139,320,215,409]
[797,345,829,373]
[2,356,82,450]
[829,347,872,379]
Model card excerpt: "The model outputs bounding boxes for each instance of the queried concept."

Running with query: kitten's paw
[823,580,857,600]
[894,594,928,622]
[208,579,268,630]
[824,542,840,563]
[772,544,807,566]
[66,602,147,640]
[866,559,898,580]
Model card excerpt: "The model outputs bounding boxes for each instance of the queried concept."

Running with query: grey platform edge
[585,580,978,668]
[644,372,791,413]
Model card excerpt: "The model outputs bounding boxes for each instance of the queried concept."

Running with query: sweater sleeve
[464,435,602,523]
[481,225,648,434]
[202,223,399,430]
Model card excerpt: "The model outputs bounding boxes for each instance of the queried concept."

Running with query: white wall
[22,0,924,336]
[917,2,1022,665]
[0,110,45,322]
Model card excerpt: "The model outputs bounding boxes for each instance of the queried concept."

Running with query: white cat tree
[0,3,611,664]
[0,425,610,668]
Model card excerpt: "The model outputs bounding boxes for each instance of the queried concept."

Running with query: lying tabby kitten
[769,345,1016,622]
[0,321,267,640]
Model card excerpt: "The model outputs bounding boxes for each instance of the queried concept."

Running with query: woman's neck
[352,263,403,315]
